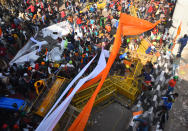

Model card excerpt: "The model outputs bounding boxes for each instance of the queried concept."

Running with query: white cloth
[49,47,62,62]
[13,50,39,65]
[42,21,72,39]
[10,28,38,65]
[104,49,110,58]
[36,55,97,131]
[36,50,106,131]
[30,37,48,52]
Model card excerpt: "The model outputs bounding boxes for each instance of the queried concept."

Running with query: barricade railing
[34,76,69,117]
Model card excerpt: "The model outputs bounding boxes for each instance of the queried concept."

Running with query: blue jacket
[179,37,188,46]
[145,46,156,54]
[162,97,173,110]
[143,72,152,81]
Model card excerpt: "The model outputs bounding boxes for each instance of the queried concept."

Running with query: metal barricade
[34,77,69,117]
[130,5,138,17]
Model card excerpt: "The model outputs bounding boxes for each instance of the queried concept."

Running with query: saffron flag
[173,22,182,42]
[68,13,160,131]
[120,13,160,36]
[172,22,182,51]
[176,22,182,37]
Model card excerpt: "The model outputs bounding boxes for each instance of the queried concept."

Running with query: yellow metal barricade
[35,77,69,117]
[137,39,150,54]
[110,76,139,101]
[72,79,116,109]
[133,60,143,78]
[130,39,158,65]
[72,59,144,109]
[130,5,137,17]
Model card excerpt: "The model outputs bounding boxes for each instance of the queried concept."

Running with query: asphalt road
[86,102,132,131]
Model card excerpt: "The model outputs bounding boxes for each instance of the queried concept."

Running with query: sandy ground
[164,43,188,131]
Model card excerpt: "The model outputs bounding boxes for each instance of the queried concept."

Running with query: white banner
[36,55,96,131]
[36,49,106,131]
[30,37,48,52]
[9,27,39,65]
[42,21,72,39]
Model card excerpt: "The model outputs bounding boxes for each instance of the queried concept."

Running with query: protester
[133,117,149,131]
[162,93,178,111]
[166,76,178,95]
[177,34,188,57]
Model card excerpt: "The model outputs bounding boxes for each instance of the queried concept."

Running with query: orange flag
[176,22,182,37]
[68,13,160,131]
[171,22,182,51]
[120,13,161,36]
[173,22,182,42]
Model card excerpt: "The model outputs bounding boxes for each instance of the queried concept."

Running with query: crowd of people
[0,0,183,130]
[129,52,180,130]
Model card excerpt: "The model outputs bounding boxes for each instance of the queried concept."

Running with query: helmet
[28,66,32,71]
[69,60,73,64]
[127,38,130,43]
[173,76,178,80]
[54,63,60,68]
[41,62,45,65]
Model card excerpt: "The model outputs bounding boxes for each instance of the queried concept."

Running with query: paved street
[86,102,132,131]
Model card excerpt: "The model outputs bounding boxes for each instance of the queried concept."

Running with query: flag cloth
[176,22,182,36]
[171,22,182,51]
[36,50,106,131]
[36,55,97,131]
[68,13,160,131]
[120,13,160,36]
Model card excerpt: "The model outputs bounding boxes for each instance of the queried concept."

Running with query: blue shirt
[162,97,173,110]
[128,4,131,8]
[143,72,151,81]
[145,46,156,54]
[90,7,95,12]
[90,19,94,25]
[119,53,127,59]
[115,21,119,28]
[179,37,188,46]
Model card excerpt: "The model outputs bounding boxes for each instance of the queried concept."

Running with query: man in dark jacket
[177,34,188,57]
